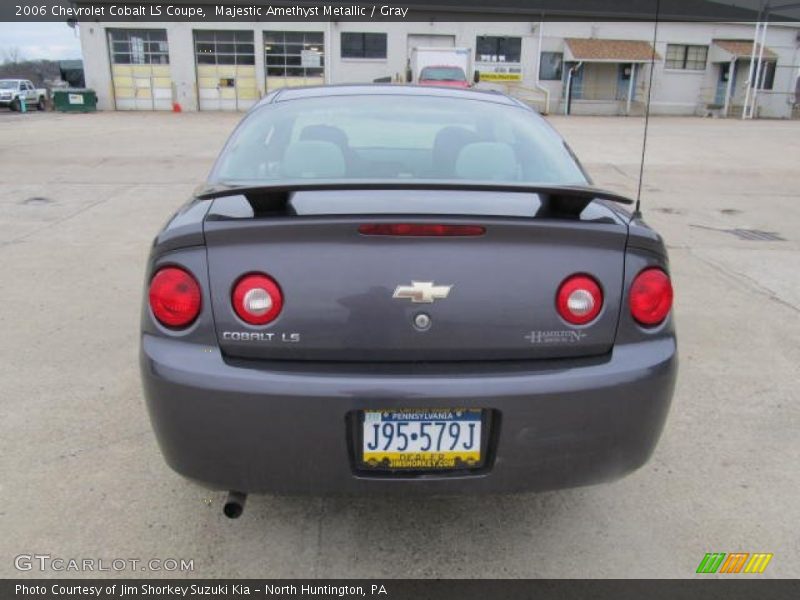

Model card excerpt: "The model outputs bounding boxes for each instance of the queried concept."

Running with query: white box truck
[407,47,478,89]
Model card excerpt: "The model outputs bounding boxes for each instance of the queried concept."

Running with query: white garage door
[195,30,259,112]
[265,31,325,92]
[108,29,172,111]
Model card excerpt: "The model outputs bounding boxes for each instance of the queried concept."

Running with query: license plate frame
[356,408,491,472]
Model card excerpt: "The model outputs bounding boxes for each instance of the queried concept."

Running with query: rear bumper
[140,334,677,494]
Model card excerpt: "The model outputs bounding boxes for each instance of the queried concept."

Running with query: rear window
[210,94,587,186]
[420,67,467,81]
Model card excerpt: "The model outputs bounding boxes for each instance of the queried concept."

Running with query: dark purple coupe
[140,85,676,518]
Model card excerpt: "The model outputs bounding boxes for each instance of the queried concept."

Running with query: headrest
[455,142,518,181]
[282,141,346,179]
[300,125,350,149]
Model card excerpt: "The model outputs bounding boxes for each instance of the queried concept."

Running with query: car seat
[430,126,481,178]
[300,125,361,175]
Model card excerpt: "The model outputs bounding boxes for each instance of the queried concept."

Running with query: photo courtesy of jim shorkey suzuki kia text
[43,4,410,19]
[15,584,388,596]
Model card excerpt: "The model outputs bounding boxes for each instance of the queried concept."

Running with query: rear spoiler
[196,180,633,218]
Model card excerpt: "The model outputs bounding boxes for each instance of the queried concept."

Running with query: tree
[2,47,23,65]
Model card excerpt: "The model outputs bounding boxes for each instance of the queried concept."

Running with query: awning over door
[564,38,660,63]
[709,39,777,63]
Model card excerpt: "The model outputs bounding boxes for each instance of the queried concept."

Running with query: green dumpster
[53,88,97,113]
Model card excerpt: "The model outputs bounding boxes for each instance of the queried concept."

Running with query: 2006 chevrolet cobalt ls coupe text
[140,85,676,517]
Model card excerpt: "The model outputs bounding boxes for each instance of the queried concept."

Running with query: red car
[418,65,470,88]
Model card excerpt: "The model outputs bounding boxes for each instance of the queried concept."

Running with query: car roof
[264,84,523,108]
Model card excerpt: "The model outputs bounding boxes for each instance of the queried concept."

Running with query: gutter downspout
[750,20,769,119]
[723,56,737,117]
[564,61,582,116]
[325,21,333,85]
[742,21,762,119]
[533,21,551,114]
[626,63,637,115]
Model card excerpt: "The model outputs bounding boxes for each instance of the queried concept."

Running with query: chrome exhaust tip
[223,491,247,519]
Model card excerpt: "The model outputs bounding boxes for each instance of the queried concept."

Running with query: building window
[540,52,563,80]
[751,60,776,90]
[341,32,387,59]
[476,36,522,63]
[108,29,169,65]
[665,44,707,70]
[194,31,254,66]
[265,31,324,78]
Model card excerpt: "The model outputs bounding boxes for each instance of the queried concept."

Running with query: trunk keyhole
[413,313,432,331]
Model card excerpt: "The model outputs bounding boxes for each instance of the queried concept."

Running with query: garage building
[78,9,800,117]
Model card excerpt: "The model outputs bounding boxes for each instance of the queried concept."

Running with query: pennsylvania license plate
[361,409,483,470]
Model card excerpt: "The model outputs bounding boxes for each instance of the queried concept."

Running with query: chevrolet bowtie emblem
[392,281,452,303]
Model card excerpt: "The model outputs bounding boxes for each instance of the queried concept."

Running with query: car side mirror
[473,70,481,84]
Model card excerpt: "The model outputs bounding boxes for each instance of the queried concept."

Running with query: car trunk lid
[202,184,631,362]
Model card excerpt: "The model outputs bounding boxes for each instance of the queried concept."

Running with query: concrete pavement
[1,110,798,578]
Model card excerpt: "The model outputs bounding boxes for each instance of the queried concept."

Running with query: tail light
[630,267,673,326]
[149,266,202,329]
[358,224,485,236]
[232,273,283,325]
[556,274,603,325]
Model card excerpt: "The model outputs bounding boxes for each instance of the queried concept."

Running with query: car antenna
[634,0,660,220]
